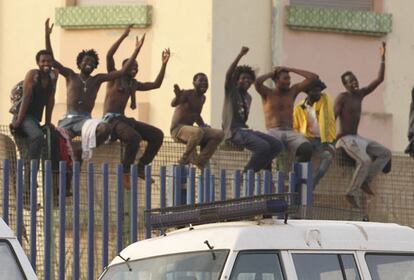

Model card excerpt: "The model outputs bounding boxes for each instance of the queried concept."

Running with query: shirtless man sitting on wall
[334,42,391,209]
[255,67,319,162]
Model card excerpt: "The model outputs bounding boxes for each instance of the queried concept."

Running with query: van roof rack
[145,193,299,231]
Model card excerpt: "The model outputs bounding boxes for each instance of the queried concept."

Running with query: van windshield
[100,250,228,280]
[365,253,414,279]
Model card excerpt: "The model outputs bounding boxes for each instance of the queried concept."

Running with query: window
[101,250,229,280]
[366,254,414,280]
[230,251,285,280]
[0,240,25,280]
[290,0,373,11]
[292,253,360,280]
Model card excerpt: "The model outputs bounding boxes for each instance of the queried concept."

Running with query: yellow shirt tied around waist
[293,92,336,144]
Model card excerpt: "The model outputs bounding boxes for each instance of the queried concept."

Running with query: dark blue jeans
[231,128,283,172]
[18,115,44,160]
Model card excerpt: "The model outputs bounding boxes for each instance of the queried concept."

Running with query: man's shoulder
[336,91,350,100]
[26,69,39,77]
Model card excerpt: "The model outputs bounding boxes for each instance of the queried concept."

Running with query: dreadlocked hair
[234,65,256,81]
[76,49,99,69]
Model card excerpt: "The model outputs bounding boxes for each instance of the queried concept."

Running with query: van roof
[0,218,15,239]
[111,219,414,266]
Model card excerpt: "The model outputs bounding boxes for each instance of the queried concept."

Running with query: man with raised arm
[254,66,318,163]
[222,47,283,173]
[46,21,143,161]
[103,25,170,181]
[171,73,224,169]
[10,19,58,161]
[334,42,391,208]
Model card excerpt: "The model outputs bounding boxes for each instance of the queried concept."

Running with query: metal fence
[1,124,414,279]
[1,159,313,280]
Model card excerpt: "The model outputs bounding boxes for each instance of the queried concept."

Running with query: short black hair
[341,71,354,85]
[76,49,99,68]
[273,69,289,81]
[305,79,327,93]
[35,50,53,63]
[193,72,207,82]
[234,65,256,81]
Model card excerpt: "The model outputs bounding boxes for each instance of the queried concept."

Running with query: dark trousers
[109,116,164,173]
[18,115,44,160]
[231,128,283,172]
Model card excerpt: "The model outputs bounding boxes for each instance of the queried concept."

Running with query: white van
[0,218,37,280]
[98,218,414,280]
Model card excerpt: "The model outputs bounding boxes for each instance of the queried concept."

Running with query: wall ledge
[55,5,152,29]
[286,5,392,37]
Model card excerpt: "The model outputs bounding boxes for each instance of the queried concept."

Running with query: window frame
[229,250,287,280]
[364,252,414,280]
[289,250,362,280]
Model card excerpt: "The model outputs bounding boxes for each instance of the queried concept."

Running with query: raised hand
[380,41,386,60]
[45,18,54,36]
[136,33,146,49]
[240,46,249,56]
[122,24,133,38]
[162,48,171,64]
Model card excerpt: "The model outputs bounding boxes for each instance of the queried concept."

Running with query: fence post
[255,172,262,196]
[233,170,241,199]
[188,167,196,205]
[44,160,52,280]
[173,165,182,206]
[16,159,23,244]
[198,174,204,203]
[160,166,166,209]
[87,163,95,280]
[276,171,285,194]
[245,170,254,197]
[59,161,67,280]
[204,169,211,203]
[220,169,226,201]
[72,161,80,280]
[102,163,109,270]
[29,160,38,270]
[209,175,215,202]
[130,164,138,243]
[116,164,124,253]
[145,165,152,239]
[2,159,9,224]
[293,162,313,218]
[263,170,272,195]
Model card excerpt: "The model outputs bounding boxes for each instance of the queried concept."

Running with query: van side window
[292,253,360,280]
[229,251,285,280]
[365,254,414,279]
[0,240,25,279]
